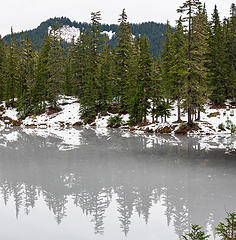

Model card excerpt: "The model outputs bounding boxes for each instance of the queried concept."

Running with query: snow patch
[101,31,115,39]
[48,25,80,42]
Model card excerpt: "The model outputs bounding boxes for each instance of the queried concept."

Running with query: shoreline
[0,95,235,138]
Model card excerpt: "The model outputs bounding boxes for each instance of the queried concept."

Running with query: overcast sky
[0,0,233,37]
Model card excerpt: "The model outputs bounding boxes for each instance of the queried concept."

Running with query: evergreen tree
[70,31,87,98]
[178,0,208,126]
[133,36,152,123]
[126,35,141,125]
[223,4,236,101]
[34,35,50,112]
[168,17,187,122]
[0,36,6,101]
[17,37,36,116]
[79,12,102,123]
[64,39,74,96]
[160,21,173,102]
[47,27,65,109]
[150,59,163,123]
[114,9,133,113]
[97,36,113,114]
[208,5,227,105]
[4,28,20,106]
[191,5,209,120]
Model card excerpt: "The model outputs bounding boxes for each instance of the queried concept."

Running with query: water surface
[0,128,235,239]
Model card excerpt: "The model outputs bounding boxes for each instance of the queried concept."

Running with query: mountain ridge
[3,16,168,58]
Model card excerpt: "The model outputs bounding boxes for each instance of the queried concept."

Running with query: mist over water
[0,128,235,240]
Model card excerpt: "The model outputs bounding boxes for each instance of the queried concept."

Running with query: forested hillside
[0,2,235,130]
[3,17,167,58]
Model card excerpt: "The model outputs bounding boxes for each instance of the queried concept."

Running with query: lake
[0,128,235,240]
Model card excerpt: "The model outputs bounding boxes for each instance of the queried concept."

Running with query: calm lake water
[0,128,235,240]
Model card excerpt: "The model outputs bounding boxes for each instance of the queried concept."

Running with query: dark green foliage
[223,4,236,101]
[4,28,20,106]
[3,17,89,51]
[152,100,171,123]
[178,0,209,125]
[47,27,65,109]
[108,115,122,128]
[0,5,234,125]
[114,9,133,113]
[33,35,50,113]
[168,17,187,122]
[79,12,102,123]
[3,17,168,59]
[97,39,113,114]
[182,224,210,240]
[128,36,153,124]
[150,60,163,123]
[208,6,227,105]
[17,38,36,117]
[0,36,6,101]
[160,21,173,101]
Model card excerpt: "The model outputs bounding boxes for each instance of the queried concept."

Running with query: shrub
[225,119,236,133]
[108,115,122,128]
[218,123,226,131]
[226,119,233,129]
[216,212,236,239]
[231,124,236,134]
[182,225,210,240]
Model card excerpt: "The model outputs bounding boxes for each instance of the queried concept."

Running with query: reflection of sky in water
[0,127,236,153]
[0,128,235,240]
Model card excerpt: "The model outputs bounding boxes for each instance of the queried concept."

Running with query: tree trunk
[177,95,181,122]
[196,109,201,121]
[188,107,193,127]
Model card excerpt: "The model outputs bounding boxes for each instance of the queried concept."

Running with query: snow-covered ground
[0,95,235,152]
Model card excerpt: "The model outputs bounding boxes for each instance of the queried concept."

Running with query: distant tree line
[0,1,235,126]
[3,17,167,58]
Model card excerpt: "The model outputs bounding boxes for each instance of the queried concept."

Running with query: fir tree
[47,27,65,109]
[0,36,6,101]
[208,5,227,105]
[17,37,36,117]
[114,9,133,113]
[168,17,187,122]
[191,5,209,120]
[34,35,50,112]
[79,12,102,123]
[136,36,152,123]
[70,31,87,97]
[223,4,236,101]
[97,36,113,114]
[178,0,208,125]
[64,39,74,96]
[150,59,163,123]
[126,35,141,125]
[160,21,173,102]
[4,28,20,106]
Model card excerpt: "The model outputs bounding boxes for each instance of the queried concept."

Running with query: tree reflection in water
[0,128,235,238]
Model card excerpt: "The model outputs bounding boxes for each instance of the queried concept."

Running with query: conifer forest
[0,1,236,239]
[0,1,235,127]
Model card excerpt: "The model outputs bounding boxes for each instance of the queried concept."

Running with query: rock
[73,122,83,128]
[157,126,172,134]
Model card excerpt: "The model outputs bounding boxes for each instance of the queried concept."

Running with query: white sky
[0,0,233,37]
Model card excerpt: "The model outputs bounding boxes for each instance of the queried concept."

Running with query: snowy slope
[0,95,235,152]
[48,25,80,42]
[48,26,116,43]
